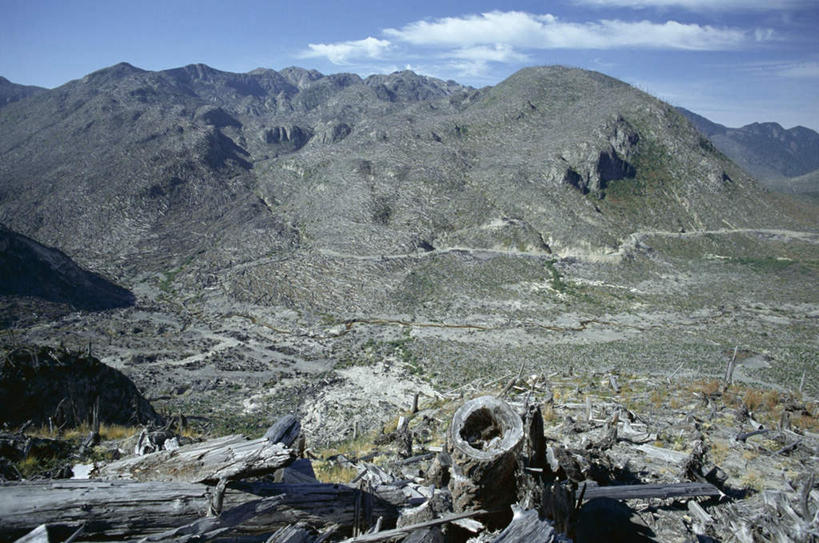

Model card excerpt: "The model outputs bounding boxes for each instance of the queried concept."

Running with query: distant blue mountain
[677,107,819,194]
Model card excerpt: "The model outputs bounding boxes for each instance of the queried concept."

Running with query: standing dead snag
[447,396,523,528]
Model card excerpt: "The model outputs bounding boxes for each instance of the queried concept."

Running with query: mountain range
[0,76,45,108]
[0,63,816,415]
[1,63,813,297]
[677,107,819,196]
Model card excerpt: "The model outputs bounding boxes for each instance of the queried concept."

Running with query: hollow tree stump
[447,396,523,528]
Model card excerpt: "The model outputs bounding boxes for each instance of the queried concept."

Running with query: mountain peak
[81,62,145,84]
[0,76,47,107]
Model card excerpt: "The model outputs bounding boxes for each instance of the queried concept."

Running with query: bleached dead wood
[337,509,488,543]
[94,434,295,483]
[687,500,713,525]
[0,480,405,541]
[265,415,301,448]
[265,525,317,543]
[580,482,720,501]
[635,444,688,464]
[723,345,738,391]
[138,495,287,542]
[447,396,523,525]
[13,524,51,543]
[0,480,218,541]
[491,507,559,542]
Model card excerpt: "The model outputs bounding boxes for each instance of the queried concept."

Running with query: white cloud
[383,11,750,51]
[384,12,556,47]
[302,37,391,64]
[726,59,819,79]
[775,61,819,78]
[451,44,530,63]
[574,0,809,10]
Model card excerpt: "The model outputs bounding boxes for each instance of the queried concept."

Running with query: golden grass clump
[542,404,558,423]
[688,379,721,397]
[30,423,142,441]
[741,388,780,413]
[312,462,359,483]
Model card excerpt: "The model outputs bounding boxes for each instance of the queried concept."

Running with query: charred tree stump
[447,396,523,529]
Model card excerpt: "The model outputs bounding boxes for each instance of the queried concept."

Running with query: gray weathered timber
[264,525,317,543]
[0,480,404,541]
[264,415,302,448]
[138,495,287,542]
[0,480,216,541]
[94,434,295,483]
[491,508,558,543]
[447,396,523,523]
[234,482,403,532]
[13,524,51,543]
[337,510,488,543]
[580,482,720,501]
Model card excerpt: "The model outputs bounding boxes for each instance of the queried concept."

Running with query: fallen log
[0,480,216,541]
[580,482,721,501]
[93,434,295,483]
[232,482,404,531]
[138,495,287,542]
[447,396,523,528]
[0,480,404,541]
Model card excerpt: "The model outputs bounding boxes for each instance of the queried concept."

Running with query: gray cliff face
[0,63,813,315]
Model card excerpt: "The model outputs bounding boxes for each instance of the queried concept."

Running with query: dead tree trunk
[447,396,523,528]
[93,434,295,483]
[0,480,404,541]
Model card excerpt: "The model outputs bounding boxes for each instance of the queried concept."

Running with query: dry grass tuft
[542,404,558,423]
[313,463,359,483]
[688,379,721,397]
[29,422,142,441]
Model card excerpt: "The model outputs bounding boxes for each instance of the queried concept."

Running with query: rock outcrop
[0,344,162,427]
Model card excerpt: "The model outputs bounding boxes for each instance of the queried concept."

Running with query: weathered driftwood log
[0,480,218,541]
[234,482,403,532]
[491,507,560,543]
[93,434,295,483]
[0,480,404,541]
[138,495,287,542]
[580,482,721,501]
[447,396,523,527]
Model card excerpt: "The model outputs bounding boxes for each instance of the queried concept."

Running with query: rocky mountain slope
[0,76,45,108]
[0,224,134,328]
[0,64,810,291]
[676,107,819,193]
[1,63,816,452]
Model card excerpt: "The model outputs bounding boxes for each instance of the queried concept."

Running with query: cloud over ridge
[303,37,391,64]
[302,10,762,68]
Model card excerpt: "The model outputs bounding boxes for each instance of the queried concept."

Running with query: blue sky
[2,0,818,130]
